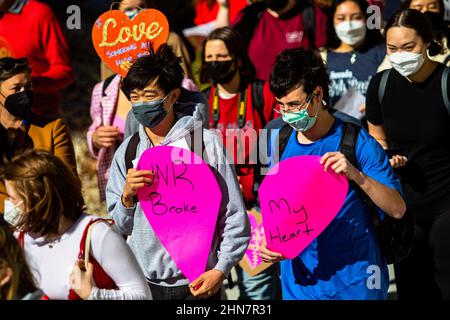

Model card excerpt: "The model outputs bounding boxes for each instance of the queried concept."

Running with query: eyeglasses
[274,94,314,114]
[0,58,29,72]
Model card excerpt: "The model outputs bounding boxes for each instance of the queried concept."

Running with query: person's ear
[314,86,323,101]
[171,88,181,104]
[0,267,13,288]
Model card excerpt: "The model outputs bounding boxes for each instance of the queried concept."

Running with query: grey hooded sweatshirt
[106,106,250,287]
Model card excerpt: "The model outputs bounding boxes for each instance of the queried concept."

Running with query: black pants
[148,282,222,300]
[394,194,450,300]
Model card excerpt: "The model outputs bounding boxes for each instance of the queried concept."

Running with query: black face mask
[206,61,236,84]
[264,0,290,12]
[1,90,33,119]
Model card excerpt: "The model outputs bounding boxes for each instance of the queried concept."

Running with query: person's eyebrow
[388,41,415,47]
[143,89,159,94]
[276,99,302,105]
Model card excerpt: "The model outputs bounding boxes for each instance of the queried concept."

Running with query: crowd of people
[0,0,449,301]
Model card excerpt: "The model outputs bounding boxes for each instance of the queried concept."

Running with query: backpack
[378,67,450,114]
[268,122,414,264]
[202,80,268,128]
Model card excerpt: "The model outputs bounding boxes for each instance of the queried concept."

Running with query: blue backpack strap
[441,67,450,115]
[378,69,391,105]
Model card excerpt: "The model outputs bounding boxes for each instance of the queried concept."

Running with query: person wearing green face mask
[278,93,320,132]
[259,48,406,300]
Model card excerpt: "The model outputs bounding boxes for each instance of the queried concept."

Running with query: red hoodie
[0,0,74,116]
[195,0,248,25]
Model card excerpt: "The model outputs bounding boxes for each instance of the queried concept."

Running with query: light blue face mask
[125,8,140,20]
[281,95,320,132]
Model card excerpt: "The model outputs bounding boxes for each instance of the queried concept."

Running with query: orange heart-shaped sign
[92,9,170,77]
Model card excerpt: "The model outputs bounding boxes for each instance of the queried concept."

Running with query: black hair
[269,48,330,107]
[0,58,31,83]
[385,8,444,56]
[122,44,184,98]
[401,0,450,53]
[401,0,445,18]
[200,27,256,86]
[326,0,384,51]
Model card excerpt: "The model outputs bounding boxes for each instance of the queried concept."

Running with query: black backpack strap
[251,80,267,128]
[378,69,391,106]
[339,122,382,226]
[102,75,116,97]
[124,132,140,204]
[339,122,361,170]
[263,123,293,173]
[125,132,140,173]
[275,124,294,162]
[441,67,450,115]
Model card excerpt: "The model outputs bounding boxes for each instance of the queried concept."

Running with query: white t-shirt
[21,214,152,300]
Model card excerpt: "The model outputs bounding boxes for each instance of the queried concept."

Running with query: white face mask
[3,200,24,227]
[335,20,367,46]
[389,51,425,77]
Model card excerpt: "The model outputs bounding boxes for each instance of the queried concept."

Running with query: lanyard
[212,86,248,129]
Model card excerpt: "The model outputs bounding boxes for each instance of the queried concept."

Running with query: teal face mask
[125,8,140,20]
[281,95,319,132]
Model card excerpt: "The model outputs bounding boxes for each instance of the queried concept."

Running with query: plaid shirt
[87,76,199,201]
[87,75,121,201]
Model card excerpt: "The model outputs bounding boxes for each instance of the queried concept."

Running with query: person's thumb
[190,275,205,290]
[86,262,94,276]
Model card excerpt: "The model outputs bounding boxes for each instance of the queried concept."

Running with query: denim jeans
[148,282,222,300]
[235,263,282,300]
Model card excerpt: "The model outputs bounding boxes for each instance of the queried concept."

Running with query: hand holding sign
[137,146,222,282]
[258,155,348,259]
[122,168,154,208]
[92,9,169,77]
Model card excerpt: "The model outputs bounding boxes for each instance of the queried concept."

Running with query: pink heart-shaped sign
[258,155,348,259]
[137,146,222,282]
[239,208,272,276]
[92,9,170,77]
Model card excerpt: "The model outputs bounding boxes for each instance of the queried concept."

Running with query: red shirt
[0,0,74,116]
[195,0,248,25]
[207,82,278,205]
[233,5,327,81]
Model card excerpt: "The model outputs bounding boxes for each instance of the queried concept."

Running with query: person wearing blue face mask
[106,43,250,300]
[259,48,407,300]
